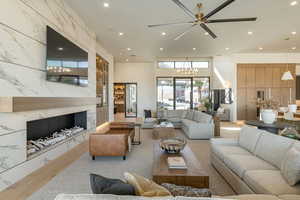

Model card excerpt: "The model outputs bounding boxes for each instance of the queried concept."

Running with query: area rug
[27,129,236,200]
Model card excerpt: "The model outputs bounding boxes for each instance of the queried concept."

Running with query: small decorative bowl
[160,137,187,154]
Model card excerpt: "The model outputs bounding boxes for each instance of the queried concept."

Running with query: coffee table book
[167,157,187,169]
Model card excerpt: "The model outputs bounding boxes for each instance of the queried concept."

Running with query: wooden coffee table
[152,143,209,188]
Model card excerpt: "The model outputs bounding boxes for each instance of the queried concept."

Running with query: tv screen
[46,26,88,87]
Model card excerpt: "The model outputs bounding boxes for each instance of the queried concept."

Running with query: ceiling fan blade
[200,23,217,39]
[171,0,196,19]
[204,0,235,19]
[174,24,197,40]
[148,21,194,28]
[207,17,257,23]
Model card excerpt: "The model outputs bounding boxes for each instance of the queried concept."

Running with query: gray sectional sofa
[143,110,214,140]
[211,126,300,195]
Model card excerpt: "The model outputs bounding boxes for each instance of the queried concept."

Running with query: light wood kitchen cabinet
[255,67,265,88]
[246,66,256,88]
[237,63,296,120]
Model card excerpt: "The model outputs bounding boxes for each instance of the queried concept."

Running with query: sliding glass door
[125,83,137,118]
[157,78,174,110]
[157,77,210,110]
[192,77,210,108]
[175,78,192,110]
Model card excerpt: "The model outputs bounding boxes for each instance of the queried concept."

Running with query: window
[158,61,209,69]
[157,77,210,110]
[175,62,192,69]
[192,61,209,69]
[157,78,174,110]
[158,62,174,69]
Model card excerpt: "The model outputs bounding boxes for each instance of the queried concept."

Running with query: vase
[288,104,297,113]
[261,109,277,124]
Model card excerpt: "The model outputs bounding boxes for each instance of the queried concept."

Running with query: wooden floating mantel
[0,97,101,112]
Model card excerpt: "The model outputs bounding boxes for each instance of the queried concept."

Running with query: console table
[245,120,296,134]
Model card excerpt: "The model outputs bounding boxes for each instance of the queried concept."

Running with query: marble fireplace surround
[0,105,96,191]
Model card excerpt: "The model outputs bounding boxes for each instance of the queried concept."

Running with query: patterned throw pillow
[161,183,211,197]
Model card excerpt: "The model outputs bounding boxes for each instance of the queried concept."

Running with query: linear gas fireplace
[26,111,87,156]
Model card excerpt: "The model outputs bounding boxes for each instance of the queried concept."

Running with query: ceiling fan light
[281,71,294,80]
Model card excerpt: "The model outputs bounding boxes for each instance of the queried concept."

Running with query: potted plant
[257,99,279,124]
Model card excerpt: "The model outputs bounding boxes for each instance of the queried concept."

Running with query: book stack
[167,157,187,169]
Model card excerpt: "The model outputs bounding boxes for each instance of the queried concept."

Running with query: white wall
[114,62,156,117]
[0,0,113,191]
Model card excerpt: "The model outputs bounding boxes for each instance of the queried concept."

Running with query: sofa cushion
[168,118,182,123]
[223,155,277,178]
[278,195,300,200]
[166,110,183,118]
[124,172,171,197]
[239,126,262,153]
[182,119,197,128]
[90,174,135,195]
[254,132,295,168]
[244,170,300,195]
[211,145,252,162]
[193,111,212,123]
[281,142,300,186]
[185,110,194,120]
[224,194,281,200]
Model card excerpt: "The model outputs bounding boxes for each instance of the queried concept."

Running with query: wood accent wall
[237,64,296,120]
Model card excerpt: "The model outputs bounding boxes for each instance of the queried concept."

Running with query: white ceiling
[66,0,300,62]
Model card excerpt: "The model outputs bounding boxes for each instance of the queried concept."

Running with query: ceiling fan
[148,0,257,40]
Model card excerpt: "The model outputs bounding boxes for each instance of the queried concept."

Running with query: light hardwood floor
[0,141,88,200]
[0,121,242,200]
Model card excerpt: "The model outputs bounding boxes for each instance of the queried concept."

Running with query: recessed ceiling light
[127,48,131,51]
[193,48,196,51]
[292,31,297,35]
[160,48,164,51]
[126,59,129,62]
[225,47,230,51]
[161,32,167,36]
[119,32,124,36]
[290,1,298,6]
[248,31,253,35]
[292,47,297,50]
[57,47,64,51]
[103,2,109,7]
[259,47,263,51]
[204,32,209,36]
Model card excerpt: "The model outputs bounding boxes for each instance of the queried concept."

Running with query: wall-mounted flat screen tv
[46,26,88,87]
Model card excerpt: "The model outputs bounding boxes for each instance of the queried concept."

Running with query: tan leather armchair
[89,133,128,160]
[89,122,135,160]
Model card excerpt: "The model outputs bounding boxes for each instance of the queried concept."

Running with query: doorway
[114,83,137,118]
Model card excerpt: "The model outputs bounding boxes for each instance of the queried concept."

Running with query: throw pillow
[90,174,135,195]
[281,143,300,186]
[144,110,152,118]
[217,107,225,114]
[161,183,211,197]
[124,172,171,197]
